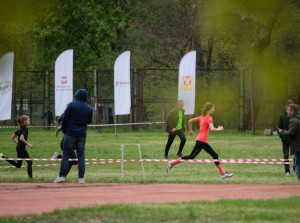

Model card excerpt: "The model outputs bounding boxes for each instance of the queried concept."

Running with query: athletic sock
[171,158,182,166]
[216,164,225,175]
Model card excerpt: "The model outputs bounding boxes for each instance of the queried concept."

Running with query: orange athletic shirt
[196,115,213,143]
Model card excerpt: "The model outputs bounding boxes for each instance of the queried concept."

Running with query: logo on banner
[0,81,12,94]
[116,81,130,87]
[61,76,67,84]
[180,76,193,91]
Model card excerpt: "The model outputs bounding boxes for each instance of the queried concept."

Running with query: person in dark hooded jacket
[278,104,300,181]
[277,100,294,176]
[54,89,93,184]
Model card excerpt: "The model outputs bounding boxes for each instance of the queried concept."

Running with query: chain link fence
[1,68,299,132]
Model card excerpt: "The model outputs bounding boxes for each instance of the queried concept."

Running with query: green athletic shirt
[176,110,183,130]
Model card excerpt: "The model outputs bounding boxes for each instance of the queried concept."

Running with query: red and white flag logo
[61,76,67,84]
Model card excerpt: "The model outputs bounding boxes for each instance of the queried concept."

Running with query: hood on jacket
[293,111,300,118]
[74,89,88,101]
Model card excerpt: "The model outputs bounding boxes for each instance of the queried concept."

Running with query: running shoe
[221,173,233,179]
[54,176,65,183]
[0,153,3,158]
[51,152,59,160]
[166,162,173,173]
[79,178,85,184]
[164,155,169,160]
[286,172,290,177]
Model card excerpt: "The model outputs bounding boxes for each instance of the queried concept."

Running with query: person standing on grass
[54,89,93,184]
[41,106,54,130]
[50,114,78,177]
[278,104,300,181]
[0,115,33,178]
[166,102,233,179]
[277,99,294,176]
[164,100,186,159]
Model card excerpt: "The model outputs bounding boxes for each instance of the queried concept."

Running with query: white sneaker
[286,172,290,177]
[166,162,173,174]
[221,173,233,179]
[79,178,85,184]
[51,152,59,160]
[54,176,65,183]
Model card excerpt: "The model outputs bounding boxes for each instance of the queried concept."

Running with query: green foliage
[28,0,134,71]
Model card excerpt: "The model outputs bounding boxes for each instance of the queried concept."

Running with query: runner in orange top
[166,102,233,179]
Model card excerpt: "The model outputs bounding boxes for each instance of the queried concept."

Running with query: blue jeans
[59,135,86,179]
[293,152,300,181]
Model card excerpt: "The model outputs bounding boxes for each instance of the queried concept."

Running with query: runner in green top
[164,100,186,159]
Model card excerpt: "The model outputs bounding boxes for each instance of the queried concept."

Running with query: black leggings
[4,148,32,178]
[181,141,220,166]
[165,129,186,156]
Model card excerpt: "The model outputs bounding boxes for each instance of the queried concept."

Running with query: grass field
[1,127,300,222]
[0,127,299,184]
[1,196,299,223]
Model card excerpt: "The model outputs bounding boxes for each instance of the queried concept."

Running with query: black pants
[182,141,220,166]
[165,129,186,156]
[59,136,78,177]
[282,142,291,173]
[4,148,32,178]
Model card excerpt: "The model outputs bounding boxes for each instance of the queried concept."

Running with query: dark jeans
[182,140,220,166]
[59,135,86,179]
[293,152,300,181]
[165,129,186,156]
[59,137,78,177]
[4,148,32,178]
[282,142,291,173]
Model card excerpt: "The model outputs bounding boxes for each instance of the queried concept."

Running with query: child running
[166,102,233,179]
[0,115,34,178]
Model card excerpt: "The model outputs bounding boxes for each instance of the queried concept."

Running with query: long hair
[15,115,29,128]
[201,102,214,116]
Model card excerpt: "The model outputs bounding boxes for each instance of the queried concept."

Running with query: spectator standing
[278,104,300,181]
[277,99,294,176]
[54,89,93,184]
[41,106,54,129]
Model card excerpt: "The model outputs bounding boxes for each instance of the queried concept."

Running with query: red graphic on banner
[61,76,67,84]
[183,76,191,86]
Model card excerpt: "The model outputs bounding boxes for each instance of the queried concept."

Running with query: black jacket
[165,107,185,133]
[281,111,300,155]
[277,112,290,144]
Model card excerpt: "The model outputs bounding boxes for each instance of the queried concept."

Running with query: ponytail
[201,102,214,116]
[15,115,29,128]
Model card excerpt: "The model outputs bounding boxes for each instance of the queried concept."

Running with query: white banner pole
[121,144,124,179]
[138,144,145,180]
[115,115,117,137]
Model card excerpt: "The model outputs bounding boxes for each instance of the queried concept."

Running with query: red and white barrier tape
[0,122,165,129]
[0,157,293,165]
[0,161,124,169]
